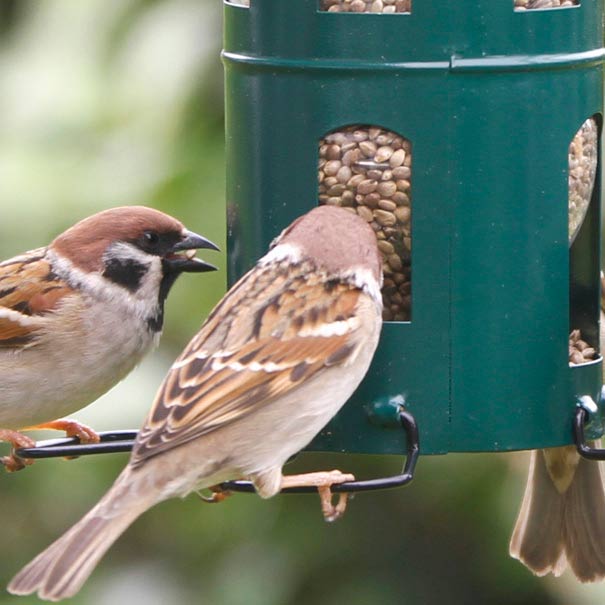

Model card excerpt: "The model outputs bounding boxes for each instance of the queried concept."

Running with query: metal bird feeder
[16,0,605,489]
[221,0,605,469]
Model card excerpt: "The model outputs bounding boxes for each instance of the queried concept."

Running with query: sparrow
[509,273,605,581]
[8,204,383,601]
[0,206,218,471]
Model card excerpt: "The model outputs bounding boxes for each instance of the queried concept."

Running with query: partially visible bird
[0,206,218,471]
[509,272,605,582]
[8,204,383,601]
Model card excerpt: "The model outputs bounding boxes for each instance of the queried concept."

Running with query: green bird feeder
[11,0,605,484]
[222,0,604,471]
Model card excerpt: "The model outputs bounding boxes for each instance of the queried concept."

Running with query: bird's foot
[25,419,100,460]
[25,419,100,444]
[280,469,355,522]
[197,484,233,504]
[0,430,36,472]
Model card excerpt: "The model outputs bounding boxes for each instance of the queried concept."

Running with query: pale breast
[0,295,159,428]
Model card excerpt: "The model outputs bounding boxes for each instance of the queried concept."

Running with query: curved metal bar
[220,408,420,495]
[13,409,420,496]
[574,407,605,460]
[15,431,138,459]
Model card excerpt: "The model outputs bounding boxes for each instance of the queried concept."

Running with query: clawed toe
[280,468,355,522]
[318,486,350,522]
[197,485,233,504]
[0,430,36,473]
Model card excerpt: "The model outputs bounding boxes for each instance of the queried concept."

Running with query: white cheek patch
[48,248,161,323]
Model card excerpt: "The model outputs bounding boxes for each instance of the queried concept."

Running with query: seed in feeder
[347,173,365,189]
[395,206,411,223]
[374,209,397,227]
[388,254,403,271]
[342,148,362,166]
[378,199,397,212]
[359,141,377,158]
[328,184,346,197]
[358,179,378,195]
[378,240,395,255]
[392,192,409,206]
[375,146,394,163]
[570,351,585,365]
[356,205,374,222]
[326,145,341,160]
[341,190,355,206]
[389,149,406,168]
[324,160,342,176]
[377,180,397,198]
[363,192,381,208]
[392,166,411,179]
[396,179,411,192]
[367,169,384,181]
[336,165,352,183]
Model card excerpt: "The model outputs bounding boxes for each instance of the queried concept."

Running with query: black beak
[164,229,220,273]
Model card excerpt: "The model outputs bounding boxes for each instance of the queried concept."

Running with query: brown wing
[131,259,366,465]
[0,248,75,348]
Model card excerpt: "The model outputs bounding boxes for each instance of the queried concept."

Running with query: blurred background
[0,2,603,604]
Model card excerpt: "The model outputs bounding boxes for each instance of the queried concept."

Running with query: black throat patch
[102,257,148,292]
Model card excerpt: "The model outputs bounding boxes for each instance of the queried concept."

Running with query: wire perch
[15,409,420,493]
[574,407,605,460]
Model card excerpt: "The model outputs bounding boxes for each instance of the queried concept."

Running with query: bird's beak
[164,229,220,273]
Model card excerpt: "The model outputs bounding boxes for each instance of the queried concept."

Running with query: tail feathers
[510,447,605,582]
[562,451,605,582]
[510,450,567,576]
[9,476,154,601]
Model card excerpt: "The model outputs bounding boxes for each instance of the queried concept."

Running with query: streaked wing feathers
[0,248,75,348]
[132,261,364,465]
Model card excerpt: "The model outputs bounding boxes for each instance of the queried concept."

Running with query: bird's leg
[280,469,355,522]
[0,429,35,472]
[24,419,100,461]
[197,485,233,504]
[25,419,100,444]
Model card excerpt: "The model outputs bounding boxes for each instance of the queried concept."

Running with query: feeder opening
[514,0,579,10]
[318,125,412,322]
[568,117,597,244]
[569,115,600,362]
[319,0,412,13]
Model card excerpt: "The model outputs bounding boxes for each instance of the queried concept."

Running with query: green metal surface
[223,0,604,455]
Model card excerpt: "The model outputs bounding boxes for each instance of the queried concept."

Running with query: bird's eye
[143,231,160,247]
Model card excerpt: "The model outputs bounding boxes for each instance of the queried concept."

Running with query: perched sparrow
[8,205,383,601]
[0,206,218,471]
[509,273,605,581]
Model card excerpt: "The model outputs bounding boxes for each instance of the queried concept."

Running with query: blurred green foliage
[0,2,602,604]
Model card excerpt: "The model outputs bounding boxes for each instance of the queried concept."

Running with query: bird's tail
[510,447,605,582]
[8,469,157,601]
